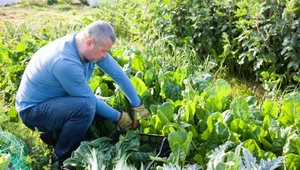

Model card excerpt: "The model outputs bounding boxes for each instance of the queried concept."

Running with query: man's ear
[85,38,93,48]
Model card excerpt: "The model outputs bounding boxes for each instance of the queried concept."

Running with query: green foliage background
[0,0,300,169]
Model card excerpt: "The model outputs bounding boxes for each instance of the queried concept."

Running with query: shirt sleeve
[96,53,141,107]
[51,58,119,121]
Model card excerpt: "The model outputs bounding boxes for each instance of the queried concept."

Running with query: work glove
[117,111,133,130]
[132,104,150,127]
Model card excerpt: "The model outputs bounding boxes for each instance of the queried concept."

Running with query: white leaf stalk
[88,148,98,170]
[114,154,136,170]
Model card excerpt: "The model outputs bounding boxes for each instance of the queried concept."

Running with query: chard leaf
[64,137,114,169]
[173,67,187,86]
[241,139,264,159]
[262,99,279,118]
[115,131,140,155]
[230,118,247,135]
[131,77,147,97]
[157,102,174,121]
[132,55,145,71]
[0,154,11,169]
[168,131,185,148]
[157,109,172,132]
[202,79,231,113]
[285,153,300,169]
[231,96,250,121]
[114,154,136,170]
[283,133,300,155]
[144,69,154,87]
[167,131,193,165]
[129,151,155,162]
[200,113,224,141]
[181,99,196,123]
[279,92,300,127]
[167,142,186,165]
[182,79,198,100]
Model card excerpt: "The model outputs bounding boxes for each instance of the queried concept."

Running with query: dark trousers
[19,97,96,165]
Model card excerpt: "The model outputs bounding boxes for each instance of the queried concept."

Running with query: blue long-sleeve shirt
[15,34,141,121]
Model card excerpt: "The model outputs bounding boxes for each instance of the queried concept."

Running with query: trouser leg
[19,97,96,165]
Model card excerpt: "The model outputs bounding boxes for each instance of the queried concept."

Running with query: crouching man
[15,20,149,169]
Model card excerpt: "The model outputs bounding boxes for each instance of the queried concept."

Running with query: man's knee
[77,98,96,120]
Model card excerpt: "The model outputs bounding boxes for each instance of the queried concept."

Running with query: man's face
[84,38,113,62]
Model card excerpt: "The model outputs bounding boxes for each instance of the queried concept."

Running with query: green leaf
[99,83,109,97]
[132,55,145,71]
[162,0,170,5]
[201,113,224,141]
[157,102,174,121]
[0,111,9,124]
[168,131,185,148]
[181,99,196,123]
[144,69,154,87]
[0,154,11,169]
[293,74,300,82]
[64,137,114,169]
[167,131,193,165]
[285,153,300,169]
[235,8,247,17]
[279,92,300,127]
[173,67,187,86]
[89,76,101,92]
[230,118,247,135]
[15,42,27,53]
[129,151,154,162]
[269,120,291,151]
[231,96,250,121]
[262,100,279,118]
[7,108,18,121]
[130,77,147,97]
[202,79,231,113]
[283,133,300,155]
[242,139,264,159]
[157,109,171,125]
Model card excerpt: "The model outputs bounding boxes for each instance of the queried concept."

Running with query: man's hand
[132,104,150,127]
[117,111,133,130]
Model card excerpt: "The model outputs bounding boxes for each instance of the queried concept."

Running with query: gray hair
[82,20,116,47]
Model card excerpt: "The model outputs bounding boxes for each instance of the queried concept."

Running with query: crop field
[0,0,299,170]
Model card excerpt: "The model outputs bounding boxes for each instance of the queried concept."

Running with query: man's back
[15,34,92,112]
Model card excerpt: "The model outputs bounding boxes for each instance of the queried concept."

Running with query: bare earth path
[0,1,96,29]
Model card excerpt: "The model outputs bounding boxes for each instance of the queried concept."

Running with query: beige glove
[132,104,150,127]
[117,111,133,130]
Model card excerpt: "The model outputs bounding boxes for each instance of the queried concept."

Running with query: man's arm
[51,58,119,121]
[96,54,141,107]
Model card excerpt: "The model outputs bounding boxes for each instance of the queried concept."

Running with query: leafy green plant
[0,153,11,169]
[64,137,114,169]
[65,131,157,169]
[207,141,284,170]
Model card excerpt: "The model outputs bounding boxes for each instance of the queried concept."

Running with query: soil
[0,0,96,28]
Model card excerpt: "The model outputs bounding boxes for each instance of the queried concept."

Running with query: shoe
[39,132,58,146]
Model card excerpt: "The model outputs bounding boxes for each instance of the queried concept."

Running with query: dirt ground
[0,0,96,28]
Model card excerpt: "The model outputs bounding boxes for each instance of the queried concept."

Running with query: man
[15,20,149,169]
